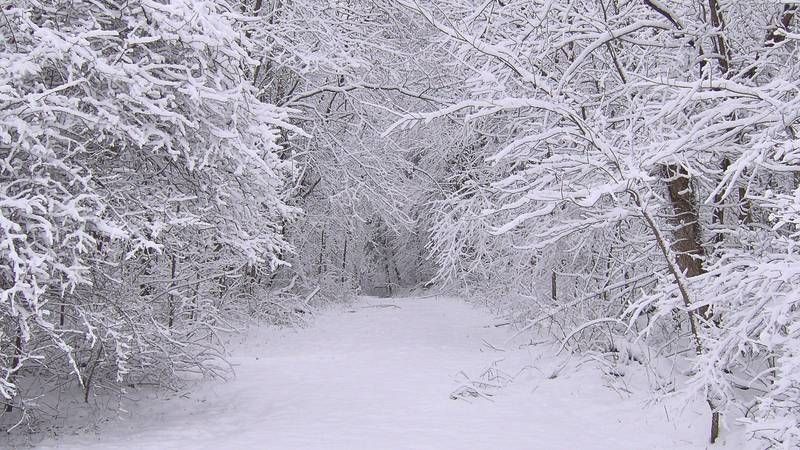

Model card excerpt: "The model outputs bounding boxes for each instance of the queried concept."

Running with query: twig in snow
[480,339,505,352]
[360,304,401,309]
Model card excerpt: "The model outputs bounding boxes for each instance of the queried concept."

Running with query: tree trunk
[661,166,719,443]
[706,0,731,76]
[168,251,177,329]
[318,228,326,276]
[385,262,393,297]
[664,165,705,278]
[711,159,730,245]
[341,236,348,284]
[84,343,104,404]
[5,332,21,413]
[632,189,720,442]
[738,186,752,225]
[168,204,180,328]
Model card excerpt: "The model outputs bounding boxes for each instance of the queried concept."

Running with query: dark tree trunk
[341,236,348,284]
[663,164,719,443]
[168,251,177,328]
[318,228,326,276]
[664,165,705,279]
[711,159,730,245]
[5,332,21,413]
[706,0,731,76]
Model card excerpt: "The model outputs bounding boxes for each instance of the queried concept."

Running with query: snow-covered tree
[386,0,800,444]
[1,0,300,422]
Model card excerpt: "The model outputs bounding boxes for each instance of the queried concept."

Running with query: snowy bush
[0,0,301,426]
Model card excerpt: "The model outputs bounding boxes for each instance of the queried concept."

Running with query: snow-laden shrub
[0,0,301,425]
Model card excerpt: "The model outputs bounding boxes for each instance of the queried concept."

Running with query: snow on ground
[36,296,747,449]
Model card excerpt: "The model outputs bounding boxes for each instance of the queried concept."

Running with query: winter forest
[1,0,800,448]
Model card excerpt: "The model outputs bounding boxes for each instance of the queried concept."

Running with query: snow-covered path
[40,296,728,449]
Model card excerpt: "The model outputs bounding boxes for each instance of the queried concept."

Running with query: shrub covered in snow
[0,0,301,425]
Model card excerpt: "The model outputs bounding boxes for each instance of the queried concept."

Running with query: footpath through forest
[39,296,741,449]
